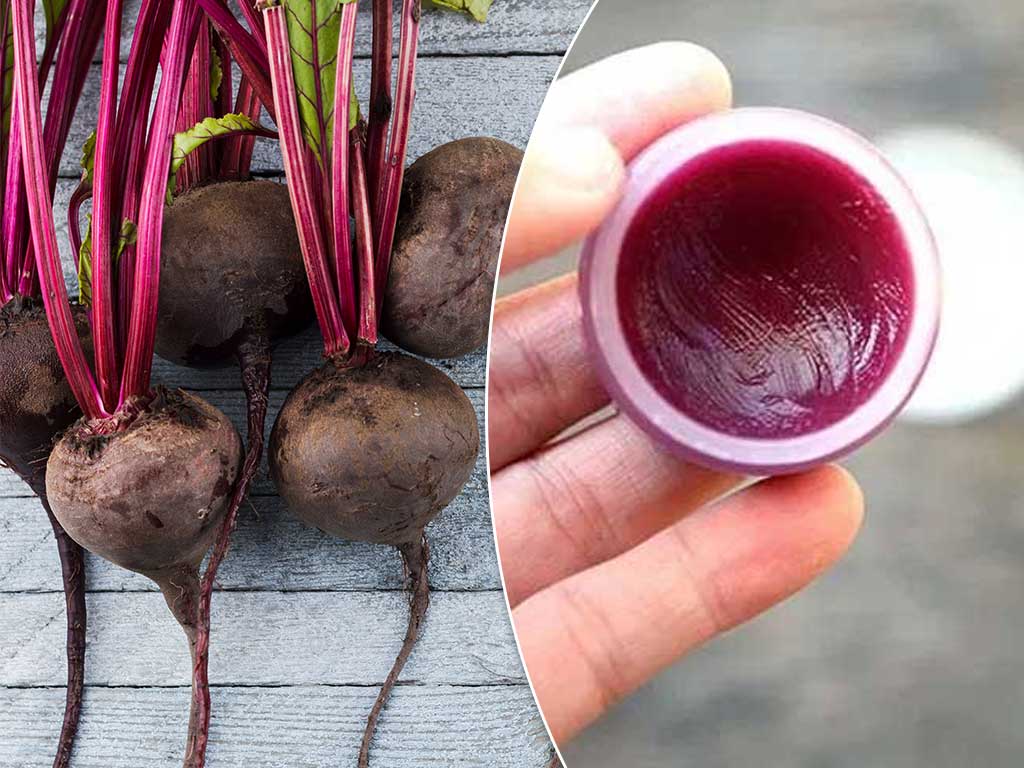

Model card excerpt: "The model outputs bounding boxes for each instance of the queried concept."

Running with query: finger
[487,273,609,471]
[502,127,625,272]
[494,414,742,606]
[514,466,864,745]
[502,42,733,269]
[540,41,733,161]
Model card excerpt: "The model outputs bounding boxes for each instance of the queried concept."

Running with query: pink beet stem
[235,0,266,50]
[373,0,420,328]
[120,0,201,402]
[264,3,349,357]
[90,0,125,412]
[331,2,359,337]
[114,0,173,348]
[367,0,392,210]
[196,0,275,122]
[352,128,377,346]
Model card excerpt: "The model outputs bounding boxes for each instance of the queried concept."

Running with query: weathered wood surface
[1,592,523,686]
[2,686,553,768]
[3,2,588,765]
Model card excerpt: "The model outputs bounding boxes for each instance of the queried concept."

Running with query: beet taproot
[382,137,522,359]
[47,388,242,578]
[269,352,479,544]
[156,180,313,367]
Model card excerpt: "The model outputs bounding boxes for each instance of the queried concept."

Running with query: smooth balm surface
[616,140,914,439]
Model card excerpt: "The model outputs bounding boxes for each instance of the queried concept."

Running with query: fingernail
[527,126,625,193]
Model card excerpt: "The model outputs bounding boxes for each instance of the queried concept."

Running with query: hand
[489,43,865,747]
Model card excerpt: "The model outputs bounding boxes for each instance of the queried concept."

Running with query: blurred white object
[878,127,1024,424]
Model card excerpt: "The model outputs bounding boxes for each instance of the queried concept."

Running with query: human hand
[489,43,865,746]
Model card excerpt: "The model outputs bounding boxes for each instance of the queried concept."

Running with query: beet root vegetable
[269,351,479,764]
[156,180,312,367]
[155,178,312,761]
[382,137,523,359]
[0,297,91,767]
[270,352,478,544]
[46,388,242,766]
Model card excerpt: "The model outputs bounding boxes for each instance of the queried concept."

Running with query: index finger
[502,42,732,270]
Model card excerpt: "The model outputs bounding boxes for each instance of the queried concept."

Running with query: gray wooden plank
[0,685,552,768]
[1,591,523,686]
[0,388,486,495]
[50,0,589,61]
[51,56,560,180]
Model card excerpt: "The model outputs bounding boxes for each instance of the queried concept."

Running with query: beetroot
[270,353,479,547]
[156,180,312,367]
[47,389,241,604]
[382,137,522,358]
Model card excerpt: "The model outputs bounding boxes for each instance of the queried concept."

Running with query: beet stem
[120,1,201,402]
[351,125,377,346]
[44,504,87,768]
[263,3,349,357]
[358,535,431,768]
[331,2,359,337]
[197,0,275,122]
[548,752,564,768]
[367,0,393,211]
[90,0,126,412]
[373,0,420,328]
[184,331,271,768]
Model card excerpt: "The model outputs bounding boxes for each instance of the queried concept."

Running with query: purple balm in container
[580,108,940,474]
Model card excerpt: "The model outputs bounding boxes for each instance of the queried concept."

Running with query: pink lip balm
[580,108,940,474]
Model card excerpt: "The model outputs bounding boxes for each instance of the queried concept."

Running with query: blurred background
[506,1,1024,766]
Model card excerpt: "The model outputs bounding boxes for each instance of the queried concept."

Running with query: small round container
[580,108,940,475]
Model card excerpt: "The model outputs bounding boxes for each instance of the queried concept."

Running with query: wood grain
[1,685,552,768]
[0,591,523,687]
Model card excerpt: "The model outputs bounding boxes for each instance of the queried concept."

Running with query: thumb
[501,125,625,273]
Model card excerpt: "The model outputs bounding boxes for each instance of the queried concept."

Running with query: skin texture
[491,43,864,747]
[382,137,523,359]
[46,388,242,575]
[156,180,313,366]
[269,351,479,545]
